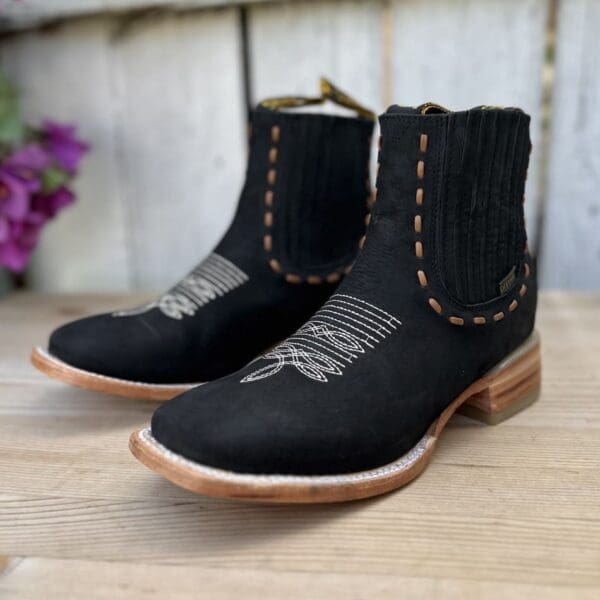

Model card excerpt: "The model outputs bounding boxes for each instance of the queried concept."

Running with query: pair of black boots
[33,81,540,503]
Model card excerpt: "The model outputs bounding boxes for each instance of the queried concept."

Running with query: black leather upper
[48,107,374,383]
[152,105,538,475]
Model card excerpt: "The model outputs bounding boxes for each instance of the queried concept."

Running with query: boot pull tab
[260,77,376,121]
[418,102,451,115]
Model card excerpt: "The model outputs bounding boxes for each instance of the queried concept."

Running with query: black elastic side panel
[440,108,530,305]
[256,110,373,275]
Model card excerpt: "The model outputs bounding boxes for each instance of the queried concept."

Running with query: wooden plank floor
[0,292,599,599]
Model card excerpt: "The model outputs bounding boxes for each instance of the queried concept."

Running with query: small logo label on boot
[498,266,517,295]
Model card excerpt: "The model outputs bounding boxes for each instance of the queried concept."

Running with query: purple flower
[42,121,89,175]
[4,143,50,194]
[31,186,75,220]
[0,171,29,220]
[0,218,42,273]
[0,120,87,272]
[0,215,9,243]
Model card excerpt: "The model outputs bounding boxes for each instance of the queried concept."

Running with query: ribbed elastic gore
[266,112,370,273]
[441,109,529,305]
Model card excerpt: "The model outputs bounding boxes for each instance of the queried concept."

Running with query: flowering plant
[0,70,88,273]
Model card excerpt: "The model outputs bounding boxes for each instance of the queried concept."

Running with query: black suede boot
[32,80,375,400]
[131,103,541,502]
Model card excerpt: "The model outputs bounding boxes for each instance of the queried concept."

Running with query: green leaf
[41,167,69,193]
[0,69,25,146]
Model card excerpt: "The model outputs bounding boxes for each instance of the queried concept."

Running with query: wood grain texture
[0,291,599,597]
[248,0,384,109]
[0,0,274,31]
[390,0,549,248]
[108,9,246,289]
[539,0,600,289]
[0,10,247,291]
[2,558,599,600]
[248,0,385,180]
[0,20,131,292]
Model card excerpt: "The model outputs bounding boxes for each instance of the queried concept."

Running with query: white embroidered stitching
[113,253,249,320]
[241,294,401,383]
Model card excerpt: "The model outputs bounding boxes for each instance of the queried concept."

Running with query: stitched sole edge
[31,346,199,401]
[129,332,541,503]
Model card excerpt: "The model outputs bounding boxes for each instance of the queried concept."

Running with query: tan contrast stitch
[368,189,377,209]
[416,134,437,314]
[265,124,371,284]
[285,274,302,284]
[265,129,279,274]
[353,135,378,274]
[428,298,442,314]
[414,215,422,233]
[416,131,529,326]
[416,188,424,206]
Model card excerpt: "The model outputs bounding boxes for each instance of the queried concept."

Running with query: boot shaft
[220,81,375,284]
[370,104,534,326]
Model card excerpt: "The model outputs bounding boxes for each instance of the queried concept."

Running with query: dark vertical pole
[239,5,253,139]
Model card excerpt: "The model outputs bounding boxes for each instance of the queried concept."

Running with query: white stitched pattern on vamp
[112,253,249,320]
[241,294,401,383]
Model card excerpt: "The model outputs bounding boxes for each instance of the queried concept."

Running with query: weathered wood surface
[248,0,385,181]
[0,0,271,31]
[0,0,598,291]
[540,0,600,289]
[0,19,131,292]
[0,9,246,291]
[389,0,548,251]
[0,292,599,598]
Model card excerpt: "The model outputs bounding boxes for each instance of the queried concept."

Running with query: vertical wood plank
[540,0,600,289]
[1,8,246,292]
[0,20,131,291]
[248,0,385,190]
[390,0,550,249]
[109,9,246,289]
[248,0,384,121]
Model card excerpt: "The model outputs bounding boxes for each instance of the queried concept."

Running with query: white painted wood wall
[0,0,598,291]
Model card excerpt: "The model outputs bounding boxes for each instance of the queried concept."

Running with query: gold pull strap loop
[260,77,376,121]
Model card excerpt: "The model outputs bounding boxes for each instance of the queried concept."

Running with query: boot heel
[459,333,541,425]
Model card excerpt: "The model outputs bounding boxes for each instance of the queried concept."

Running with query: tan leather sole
[30,346,198,401]
[130,332,541,503]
